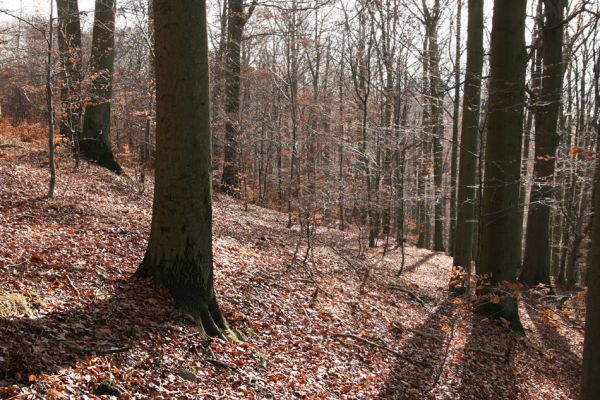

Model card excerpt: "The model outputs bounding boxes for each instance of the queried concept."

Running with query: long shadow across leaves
[454,312,521,399]
[0,278,186,389]
[379,297,454,398]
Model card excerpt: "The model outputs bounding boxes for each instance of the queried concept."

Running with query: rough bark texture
[477,0,527,330]
[137,0,228,337]
[56,0,82,142]
[221,0,244,196]
[80,0,122,173]
[521,0,565,287]
[451,0,483,291]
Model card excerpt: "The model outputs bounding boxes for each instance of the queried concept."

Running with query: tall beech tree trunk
[137,0,229,337]
[221,0,257,196]
[521,0,565,287]
[451,0,483,291]
[581,52,600,393]
[56,0,82,145]
[221,0,244,196]
[46,1,56,199]
[80,0,121,173]
[477,0,527,330]
[448,0,462,256]
[417,23,430,249]
[517,0,543,275]
[428,1,445,252]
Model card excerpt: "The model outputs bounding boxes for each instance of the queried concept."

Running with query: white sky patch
[0,0,95,15]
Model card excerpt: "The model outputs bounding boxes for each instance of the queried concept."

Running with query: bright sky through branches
[0,0,94,20]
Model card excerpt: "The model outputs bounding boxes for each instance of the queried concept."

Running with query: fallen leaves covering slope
[0,128,586,399]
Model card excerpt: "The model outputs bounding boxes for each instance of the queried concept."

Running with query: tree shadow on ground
[379,297,454,399]
[0,277,187,388]
[402,253,436,273]
[379,297,522,399]
[524,302,581,363]
[521,303,581,398]
[454,312,521,399]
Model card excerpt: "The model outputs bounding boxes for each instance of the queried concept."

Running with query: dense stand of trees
[1,0,599,395]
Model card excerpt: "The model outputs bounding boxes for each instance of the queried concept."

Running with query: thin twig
[65,343,131,355]
[2,258,30,268]
[66,275,82,298]
[388,284,427,307]
[331,333,423,366]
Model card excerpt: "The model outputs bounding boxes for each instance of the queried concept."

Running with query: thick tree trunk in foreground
[581,63,600,395]
[137,0,228,337]
[521,0,565,287]
[450,0,483,291]
[56,0,82,144]
[80,0,121,173]
[477,0,527,330]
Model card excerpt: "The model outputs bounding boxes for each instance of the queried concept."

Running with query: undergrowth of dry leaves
[0,122,587,399]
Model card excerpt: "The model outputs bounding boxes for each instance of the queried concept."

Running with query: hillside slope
[0,125,585,399]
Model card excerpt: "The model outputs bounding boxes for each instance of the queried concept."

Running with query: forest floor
[0,122,588,399]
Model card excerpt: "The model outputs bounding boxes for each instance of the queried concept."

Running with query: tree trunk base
[135,260,230,339]
[474,293,524,334]
[80,141,123,174]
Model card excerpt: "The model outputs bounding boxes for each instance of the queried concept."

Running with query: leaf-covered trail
[0,128,586,398]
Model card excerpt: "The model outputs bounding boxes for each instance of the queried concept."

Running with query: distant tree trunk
[286,3,300,229]
[448,0,462,256]
[517,0,543,275]
[80,0,121,173]
[141,0,154,169]
[451,0,484,291]
[395,84,408,246]
[338,60,346,231]
[521,0,565,287]
[477,0,527,330]
[137,0,229,337]
[46,2,56,199]
[221,0,257,197]
[221,0,244,196]
[56,0,82,149]
[428,0,445,252]
[417,23,430,249]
